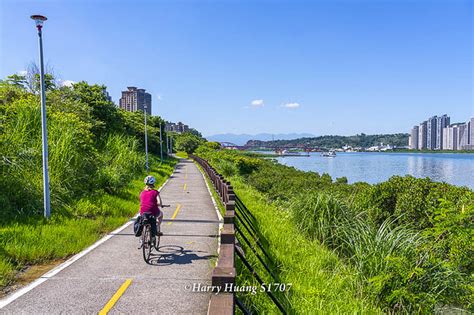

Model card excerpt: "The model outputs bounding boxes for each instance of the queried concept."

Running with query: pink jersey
[140,189,160,216]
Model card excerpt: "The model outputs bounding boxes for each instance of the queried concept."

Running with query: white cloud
[60,80,76,87]
[250,99,264,108]
[17,70,27,76]
[282,102,300,109]
[156,94,162,102]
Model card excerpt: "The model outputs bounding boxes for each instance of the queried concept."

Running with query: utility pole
[144,105,149,173]
[170,134,173,154]
[159,121,163,162]
[31,14,51,219]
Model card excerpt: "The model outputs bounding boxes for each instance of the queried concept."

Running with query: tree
[188,128,202,138]
[6,74,27,89]
[25,63,57,93]
[174,132,205,154]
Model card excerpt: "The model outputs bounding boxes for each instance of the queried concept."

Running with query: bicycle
[139,205,170,263]
[139,213,157,262]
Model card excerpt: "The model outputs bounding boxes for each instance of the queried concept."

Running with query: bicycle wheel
[142,225,152,262]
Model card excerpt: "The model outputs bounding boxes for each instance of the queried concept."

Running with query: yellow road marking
[183,183,187,191]
[167,204,182,225]
[99,279,132,315]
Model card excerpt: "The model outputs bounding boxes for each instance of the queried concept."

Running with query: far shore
[247,149,474,154]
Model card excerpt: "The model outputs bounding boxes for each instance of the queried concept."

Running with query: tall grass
[97,134,143,193]
[1,96,98,218]
[230,178,381,313]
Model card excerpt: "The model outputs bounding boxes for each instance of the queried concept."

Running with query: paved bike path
[1,159,221,314]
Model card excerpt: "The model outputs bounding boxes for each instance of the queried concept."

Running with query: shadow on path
[147,245,217,266]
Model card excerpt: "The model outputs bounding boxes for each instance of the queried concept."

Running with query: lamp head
[30,15,47,29]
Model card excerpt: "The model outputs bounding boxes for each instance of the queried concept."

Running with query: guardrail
[190,155,289,315]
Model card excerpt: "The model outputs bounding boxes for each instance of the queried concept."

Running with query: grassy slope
[0,157,176,289]
[230,176,381,314]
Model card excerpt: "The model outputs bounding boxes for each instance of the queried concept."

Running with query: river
[274,152,474,189]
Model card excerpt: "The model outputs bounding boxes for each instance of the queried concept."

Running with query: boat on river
[275,149,310,157]
[321,151,336,158]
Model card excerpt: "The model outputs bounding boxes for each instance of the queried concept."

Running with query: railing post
[224,201,235,224]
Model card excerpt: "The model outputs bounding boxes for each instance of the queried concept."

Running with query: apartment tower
[119,87,152,115]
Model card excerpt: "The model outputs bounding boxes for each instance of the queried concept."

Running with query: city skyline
[409,114,473,151]
[1,0,472,136]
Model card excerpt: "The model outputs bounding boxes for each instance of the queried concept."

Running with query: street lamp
[31,14,51,219]
[159,122,163,162]
[170,134,173,154]
[144,105,149,173]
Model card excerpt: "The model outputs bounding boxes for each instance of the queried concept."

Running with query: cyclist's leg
[156,209,164,235]
[150,219,157,237]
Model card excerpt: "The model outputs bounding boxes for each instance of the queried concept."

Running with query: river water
[274,152,474,189]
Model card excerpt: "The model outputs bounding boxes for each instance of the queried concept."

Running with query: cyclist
[139,175,164,243]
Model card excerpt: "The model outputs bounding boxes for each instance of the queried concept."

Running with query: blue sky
[1,0,472,136]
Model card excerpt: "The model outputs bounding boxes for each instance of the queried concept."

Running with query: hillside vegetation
[0,77,175,289]
[246,133,409,148]
[195,144,473,313]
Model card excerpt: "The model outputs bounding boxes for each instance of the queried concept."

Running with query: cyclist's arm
[157,193,163,208]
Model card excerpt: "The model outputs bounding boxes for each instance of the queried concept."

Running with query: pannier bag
[134,215,143,237]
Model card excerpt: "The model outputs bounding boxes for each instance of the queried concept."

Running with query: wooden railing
[190,155,236,315]
[190,155,289,315]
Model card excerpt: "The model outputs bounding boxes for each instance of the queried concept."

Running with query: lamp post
[170,135,173,154]
[31,14,51,219]
[166,134,169,156]
[159,122,163,162]
[144,105,149,173]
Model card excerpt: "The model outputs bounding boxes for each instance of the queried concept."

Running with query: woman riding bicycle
[140,175,164,241]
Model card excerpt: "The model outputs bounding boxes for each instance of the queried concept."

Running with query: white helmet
[144,175,156,185]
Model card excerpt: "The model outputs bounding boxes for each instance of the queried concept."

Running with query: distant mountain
[205,133,315,146]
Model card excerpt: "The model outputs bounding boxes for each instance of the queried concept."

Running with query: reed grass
[230,177,381,314]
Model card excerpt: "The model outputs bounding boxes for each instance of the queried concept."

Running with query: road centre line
[167,204,182,225]
[98,279,132,315]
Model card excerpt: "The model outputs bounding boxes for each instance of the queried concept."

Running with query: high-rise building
[119,87,152,114]
[418,121,427,150]
[426,116,437,150]
[468,118,474,149]
[410,126,419,149]
[458,123,468,150]
[103,90,112,103]
[165,121,190,133]
[436,114,450,149]
[443,125,457,150]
